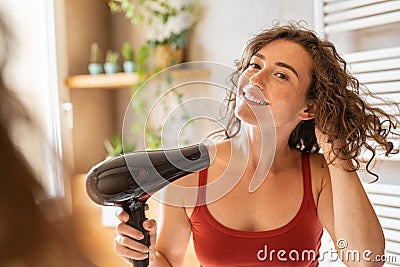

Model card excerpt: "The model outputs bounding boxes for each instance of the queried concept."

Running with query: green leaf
[104,135,136,157]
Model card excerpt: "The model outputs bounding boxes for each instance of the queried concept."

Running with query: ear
[297,102,316,121]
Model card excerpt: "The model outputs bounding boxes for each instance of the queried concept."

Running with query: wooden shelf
[66,72,140,90]
[66,68,211,90]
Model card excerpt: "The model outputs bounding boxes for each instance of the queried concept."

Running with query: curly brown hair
[220,22,399,180]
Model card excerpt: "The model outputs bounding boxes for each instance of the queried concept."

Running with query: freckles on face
[235,39,313,126]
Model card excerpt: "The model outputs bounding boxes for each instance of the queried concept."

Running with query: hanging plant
[108,0,198,27]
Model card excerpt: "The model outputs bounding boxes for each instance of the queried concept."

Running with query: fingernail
[138,233,144,240]
[143,221,149,227]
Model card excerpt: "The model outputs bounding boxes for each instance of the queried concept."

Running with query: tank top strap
[301,152,314,205]
[195,168,208,206]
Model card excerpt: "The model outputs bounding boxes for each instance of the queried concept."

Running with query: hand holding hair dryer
[85,143,210,267]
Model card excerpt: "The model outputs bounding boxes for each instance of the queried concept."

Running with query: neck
[239,123,298,172]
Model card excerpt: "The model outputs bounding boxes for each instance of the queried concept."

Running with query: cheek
[268,95,308,124]
[270,86,307,105]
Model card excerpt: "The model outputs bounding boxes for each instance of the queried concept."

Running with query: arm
[153,199,192,266]
[316,129,385,267]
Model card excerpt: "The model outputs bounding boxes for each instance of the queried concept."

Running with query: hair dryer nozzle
[85,143,210,206]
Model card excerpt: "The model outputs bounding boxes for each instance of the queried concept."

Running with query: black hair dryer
[86,143,210,267]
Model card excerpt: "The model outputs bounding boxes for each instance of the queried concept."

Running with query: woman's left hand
[315,127,349,169]
[315,127,339,164]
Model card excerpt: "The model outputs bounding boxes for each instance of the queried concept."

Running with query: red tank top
[190,153,323,267]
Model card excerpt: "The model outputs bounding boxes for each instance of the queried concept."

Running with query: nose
[249,68,266,90]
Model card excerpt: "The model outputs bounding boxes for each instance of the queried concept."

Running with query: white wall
[189,0,314,66]
[110,0,315,67]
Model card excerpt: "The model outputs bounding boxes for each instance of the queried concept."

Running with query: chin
[234,106,259,126]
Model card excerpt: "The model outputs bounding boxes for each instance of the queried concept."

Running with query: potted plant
[108,0,199,68]
[103,49,120,75]
[121,42,136,73]
[88,42,103,75]
[148,28,189,69]
[105,0,199,153]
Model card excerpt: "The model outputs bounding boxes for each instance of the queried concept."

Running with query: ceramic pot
[123,61,136,73]
[88,63,103,75]
[103,62,120,75]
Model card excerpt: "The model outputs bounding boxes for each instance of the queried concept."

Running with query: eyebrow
[253,53,299,78]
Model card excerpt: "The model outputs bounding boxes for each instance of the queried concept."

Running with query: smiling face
[235,39,314,129]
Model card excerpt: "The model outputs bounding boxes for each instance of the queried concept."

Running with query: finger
[114,240,148,261]
[115,209,130,223]
[115,235,149,253]
[116,222,146,240]
[143,219,157,233]
[143,219,157,252]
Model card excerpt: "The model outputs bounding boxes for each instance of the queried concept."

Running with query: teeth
[244,93,268,105]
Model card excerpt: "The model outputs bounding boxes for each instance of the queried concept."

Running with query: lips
[241,85,269,106]
[243,92,269,106]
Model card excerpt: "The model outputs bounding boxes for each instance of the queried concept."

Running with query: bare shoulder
[207,138,232,158]
[309,152,331,193]
[171,171,199,188]
[172,139,232,188]
[309,152,327,169]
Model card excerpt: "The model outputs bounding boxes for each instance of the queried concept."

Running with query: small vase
[154,45,184,69]
[123,61,136,73]
[88,63,103,75]
[103,62,120,75]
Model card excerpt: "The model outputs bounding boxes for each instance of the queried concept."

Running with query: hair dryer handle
[123,201,150,267]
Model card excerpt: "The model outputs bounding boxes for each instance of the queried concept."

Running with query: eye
[248,62,261,69]
[275,72,289,81]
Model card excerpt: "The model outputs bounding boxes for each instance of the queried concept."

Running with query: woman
[114,22,397,266]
